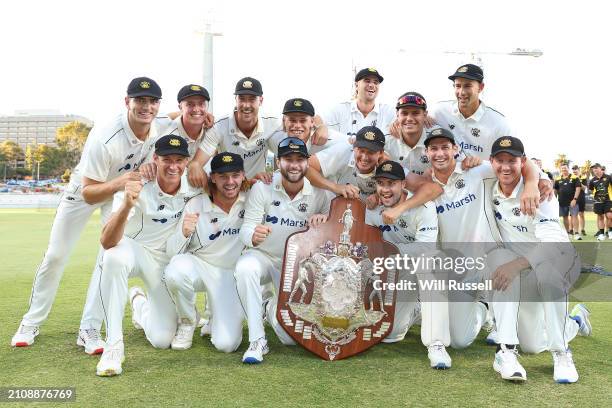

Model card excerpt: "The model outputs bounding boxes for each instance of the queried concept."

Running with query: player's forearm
[305,168,338,193]
[100,205,131,249]
[521,159,539,186]
[392,182,443,215]
[82,178,122,205]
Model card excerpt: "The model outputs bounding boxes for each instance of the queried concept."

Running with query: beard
[280,166,306,183]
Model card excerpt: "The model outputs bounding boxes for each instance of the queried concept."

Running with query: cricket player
[588,163,612,240]
[365,161,451,369]
[96,135,200,376]
[487,136,592,383]
[235,137,331,364]
[553,163,582,239]
[322,67,395,137]
[571,165,587,236]
[429,64,513,160]
[11,77,163,354]
[164,152,248,352]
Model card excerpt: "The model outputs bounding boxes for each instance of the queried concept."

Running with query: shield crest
[277,197,399,360]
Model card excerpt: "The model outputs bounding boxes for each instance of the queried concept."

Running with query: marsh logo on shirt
[455,179,465,189]
[378,224,392,232]
[494,210,502,220]
[298,202,308,212]
[209,227,241,240]
[512,207,521,217]
[280,217,307,227]
[471,128,481,137]
[437,193,477,214]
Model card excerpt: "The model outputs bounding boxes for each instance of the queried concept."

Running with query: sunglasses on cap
[278,137,306,148]
[397,94,426,107]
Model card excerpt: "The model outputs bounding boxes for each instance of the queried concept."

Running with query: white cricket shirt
[322,100,395,137]
[384,128,430,176]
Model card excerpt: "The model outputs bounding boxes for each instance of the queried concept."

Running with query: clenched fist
[124,180,144,207]
[252,224,272,246]
[182,213,200,237]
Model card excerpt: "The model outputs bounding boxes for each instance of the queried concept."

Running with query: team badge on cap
[243,80,253,88]
[190,85,201,91]
[458,66,468,73]
[169,138,181,146]
[431,129,443,136]
[368,68,377,72]
[294,100,303,107]
[364,131,375,140]
[499,139,512,147]
[140,81,150,88]
[289,143,300,149]
[222,155,233,163]
[382,163,392,172]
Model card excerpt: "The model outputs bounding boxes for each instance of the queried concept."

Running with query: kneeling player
[164,153,248,352]
[235,137,330,364]
[365,161,451,369]
[96,136,199,376]
[488,136,592,383]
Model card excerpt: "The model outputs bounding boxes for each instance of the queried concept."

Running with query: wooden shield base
[277,197,399,361]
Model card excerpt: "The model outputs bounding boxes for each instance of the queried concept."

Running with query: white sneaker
[96,341,125,377]
[493,345,526,381]
[11,324,39,347]
[597,233,606,241]
[200,319,211,337]
[552,349,579,383]
[574,234,582,241]
[77,328,105,355]
[172,321,196,350]
[570,304,592,336]
[608,231,612,240]
[427,341,451,369]
[242,337,269,364]
[486,329,499,345]
[129,287,146,330]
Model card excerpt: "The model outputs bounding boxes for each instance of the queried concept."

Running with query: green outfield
[1,209,611,408]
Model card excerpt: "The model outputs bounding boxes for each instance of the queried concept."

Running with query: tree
[0,140,25,164]
[25,144,64,178]
[581,160,592,177]
[554,154,569,171]
[56,121,92,169]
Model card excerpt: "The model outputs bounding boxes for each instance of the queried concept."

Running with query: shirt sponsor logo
[459,141,484,153]
[209,227,240,240]
[437,193,477,214]
[242,144,266,159]
[280,218,307,227]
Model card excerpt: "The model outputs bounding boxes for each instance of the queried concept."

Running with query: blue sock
[570,314,582,328]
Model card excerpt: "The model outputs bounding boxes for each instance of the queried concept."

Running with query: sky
[2,0,610,170]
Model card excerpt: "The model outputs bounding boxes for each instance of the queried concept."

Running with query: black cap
[572,165,579,170]
[490,136,525,157]
[396,91,427,110]
[155,135,189,157]
[282,98,315,116]
[448,64,484,82]
[355,67,384,83]
[277,136,309,158]
[354,126,385,152]
[424,128,456,147]
[177,84,210,102]
[234,77,263,96]
[375,160,405,180]
[127,77,162,99]
[210,152,244,174]
[590,163,602,169]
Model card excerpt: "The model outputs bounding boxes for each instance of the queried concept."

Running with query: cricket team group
[11,63,594,383]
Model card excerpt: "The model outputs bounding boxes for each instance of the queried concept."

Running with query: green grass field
[1,209,611,407]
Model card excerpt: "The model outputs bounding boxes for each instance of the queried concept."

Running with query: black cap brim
[354,140,384,152]
[491,149,524,157]
[179,92,210,102]
[235,90,262,96]
[211,164,244,173]
[356,73,384,83]
[155,149,189,157]
[396,103,427,110]
[283,108,314,116]
[374,172,404,180]
[278,151,309,158]
[424,136,455,147]
[128,91,161,99]
[448,73,483,82]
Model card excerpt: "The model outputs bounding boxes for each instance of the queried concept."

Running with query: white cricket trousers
[234,250,295,345]
[164,254,244,353]
[21,191,108,330]
[99,237,177,348]
[383,266,451,347]
[485,248,578,352]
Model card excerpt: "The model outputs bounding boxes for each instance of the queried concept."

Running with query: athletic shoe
[574,234,582,241]
[199,319,211,337]
[597,233,606,241]
[486,328,499,345]
[129,286,146,330]
[96,341,124,377]
[608,231,612,240]
[427,341,451,369]
[493,345,526,381]
[11,324,39,347]
[570,304,592,336]
[242,337,269,364]
[552,349,579,383]
[77,328,105,355]
[171,321,196,350]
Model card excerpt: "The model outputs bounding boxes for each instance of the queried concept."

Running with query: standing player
[11,77,162,354]
[235,137,330,364]
[164,153,248,352]
[488,136,592,383]
[365,161,450,369]
[322,67,395,137]
[572,165,588,236]
[588,163,612,240]
[430,64,512,160]
[554,163,582,240]
[96,135,199,376]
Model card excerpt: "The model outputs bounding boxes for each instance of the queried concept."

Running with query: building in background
[0,110,93,150]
